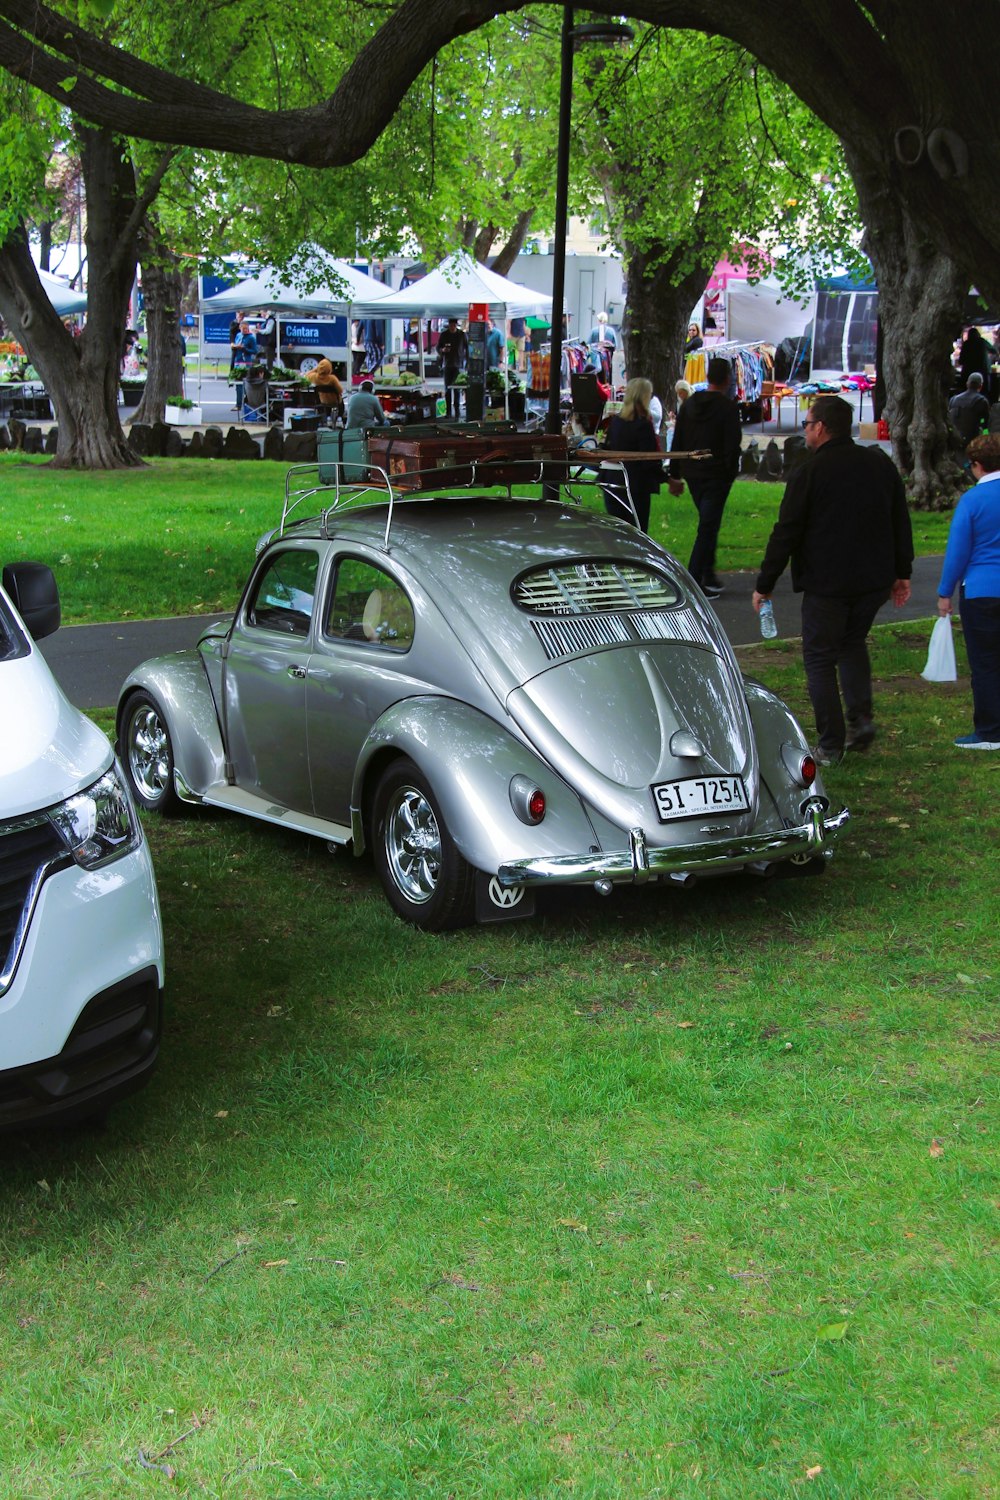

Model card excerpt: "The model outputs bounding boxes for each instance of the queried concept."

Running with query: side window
[247,549,319,637]
[325,557,415,651]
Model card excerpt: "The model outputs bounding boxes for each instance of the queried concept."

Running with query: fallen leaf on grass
[214,1110,229,1118]
[806,1465,823,1480]
[676,1021,697,1029]
[956,973,975,986]
[816,1320,849,1341]
[556,1218,588,1233]
[929,1139,945,1158]
[262,1259,289,1269]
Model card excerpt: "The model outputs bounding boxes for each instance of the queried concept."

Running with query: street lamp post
[546,12,633,438]
[546,5,575,437]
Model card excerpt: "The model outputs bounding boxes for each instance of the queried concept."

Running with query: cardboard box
[858,422,879,440]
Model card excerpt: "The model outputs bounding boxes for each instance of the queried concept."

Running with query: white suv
[1,563,164,1128]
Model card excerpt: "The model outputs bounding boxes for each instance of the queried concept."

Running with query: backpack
[756,438,784,481]
[740,439,759,476]
[782,434,808,475]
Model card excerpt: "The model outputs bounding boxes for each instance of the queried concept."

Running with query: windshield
[0,593,30,664]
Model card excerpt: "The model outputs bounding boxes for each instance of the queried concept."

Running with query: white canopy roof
[351,251,555,319]
[40,269,87,315]
[201,245,393,314]
[725,276,812,345]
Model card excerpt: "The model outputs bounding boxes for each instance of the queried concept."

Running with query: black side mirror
[2,561,61,641]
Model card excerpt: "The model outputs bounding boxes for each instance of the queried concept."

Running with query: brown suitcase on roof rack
[366,431,570,491]
[366,433,495,490]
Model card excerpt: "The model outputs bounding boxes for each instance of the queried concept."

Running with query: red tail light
[528,789,546,821]
[801,754,817,785]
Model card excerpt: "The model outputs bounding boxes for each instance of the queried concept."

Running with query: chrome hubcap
[129,707,170,800]
[385,786,441,904]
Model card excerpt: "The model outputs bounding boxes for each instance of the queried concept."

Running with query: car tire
[298,355,319,374]
[120,691,180,815]
[372,758,475,931]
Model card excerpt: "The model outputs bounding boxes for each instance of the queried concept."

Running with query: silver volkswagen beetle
[117,464,848,930]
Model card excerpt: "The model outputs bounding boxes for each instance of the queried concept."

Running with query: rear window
[512,560,680,615]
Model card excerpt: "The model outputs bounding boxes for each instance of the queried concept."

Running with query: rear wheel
[372,758,475,930]
[120,691,180,814]
[298,355,319,374]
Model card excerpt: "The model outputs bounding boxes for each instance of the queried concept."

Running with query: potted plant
[164,394,201,424]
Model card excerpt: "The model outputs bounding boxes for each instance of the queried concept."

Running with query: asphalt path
[39,555,945,711]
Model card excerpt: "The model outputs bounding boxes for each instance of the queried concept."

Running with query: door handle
[287,665,306,679]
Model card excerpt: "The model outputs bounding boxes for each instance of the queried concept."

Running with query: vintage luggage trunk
[367,431,569,490]
[366,432,495,489]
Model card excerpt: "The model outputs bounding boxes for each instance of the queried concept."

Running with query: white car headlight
[50,763,142,869]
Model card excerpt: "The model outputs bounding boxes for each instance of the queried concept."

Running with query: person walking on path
[937,432,1000,749]
[601,377,662,534]
[948,372,990,445]
[668,356,741,597]
[752,394,914,765]
[436,317,468,419]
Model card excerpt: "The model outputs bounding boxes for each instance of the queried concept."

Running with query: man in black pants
[752,395,914,765]
[436,317,468,419]
[668,356,742,597]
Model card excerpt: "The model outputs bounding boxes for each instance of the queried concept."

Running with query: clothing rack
[702,338,772,356]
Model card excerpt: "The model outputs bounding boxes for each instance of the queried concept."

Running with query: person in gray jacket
[346,380,388,428]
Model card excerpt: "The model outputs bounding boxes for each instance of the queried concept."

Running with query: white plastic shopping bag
[921,615,957,682]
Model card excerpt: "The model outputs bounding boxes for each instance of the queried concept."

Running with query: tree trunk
[0,128,142,469]
[132,230,186,427]
[620,241,713,416]
[846,146,967,509]
[489,210,534,277]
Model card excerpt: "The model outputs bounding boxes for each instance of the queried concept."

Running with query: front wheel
[119,691,180,814]
[372,758,475,930]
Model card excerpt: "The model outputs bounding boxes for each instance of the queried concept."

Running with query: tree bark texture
[131,229,186,428]
[620,241,714,419]
[489,211,534,277]
[846,145,967,509]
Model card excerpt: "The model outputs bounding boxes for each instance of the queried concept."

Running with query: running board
[200,783,352,844]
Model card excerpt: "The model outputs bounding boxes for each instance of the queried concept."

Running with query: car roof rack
[278,458,646,550]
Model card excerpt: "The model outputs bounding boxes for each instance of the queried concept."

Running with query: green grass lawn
[2,455,956,625]
[1,628,996,1498]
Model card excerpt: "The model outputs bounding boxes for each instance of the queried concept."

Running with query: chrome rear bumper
[498,801,850,889]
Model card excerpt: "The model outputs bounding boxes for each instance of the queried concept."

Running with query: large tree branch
[2,0,999,306]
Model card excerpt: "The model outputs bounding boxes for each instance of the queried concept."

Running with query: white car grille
[1,816,70,996]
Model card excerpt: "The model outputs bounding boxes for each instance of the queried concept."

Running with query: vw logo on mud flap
[488,877,525,909]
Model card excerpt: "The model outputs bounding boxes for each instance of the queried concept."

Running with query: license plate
[652,774,749,821]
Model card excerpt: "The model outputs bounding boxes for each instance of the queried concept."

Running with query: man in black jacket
[752,395,914,764]
[949,372,990,445]
[668,356,742,597]
[436,317,468,419]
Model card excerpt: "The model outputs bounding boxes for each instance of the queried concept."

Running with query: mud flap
[475,872,536,923]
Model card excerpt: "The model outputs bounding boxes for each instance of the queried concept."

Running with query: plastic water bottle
[759,599,778,639]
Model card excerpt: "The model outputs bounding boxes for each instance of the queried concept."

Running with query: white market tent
[200,244,393,316]
[198,245,394,405]
[723,276,812,346]
[40,269,87,316]
[352,251,554,320]
[350,251,555,412]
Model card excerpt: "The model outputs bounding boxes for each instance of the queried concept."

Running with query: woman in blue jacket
[938,433,1000,748]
